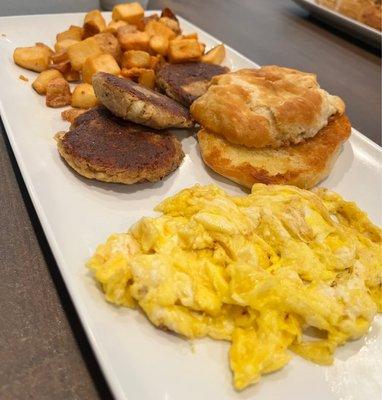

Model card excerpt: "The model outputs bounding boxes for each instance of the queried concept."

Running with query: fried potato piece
[145,20,176,40]
[121,50,151,68]
[50,60,71,75]
[32,69,63,95]
[83,9,107,38]
[71,83,98,108]
[138,69,155,89]
[105,20,127,35]
[54,39,80,52]
[93,32,122,62]
[168,39,203,63]
[149,35,169,56]
[201,44,226,64]
[13,46,51,72]
[118,30,150,51]
[112,2,144,24]
[61,108,87,124]
[50,49,69,64]
[67,37,103,71]
[36,42,54,56]
[56,25,83,42]
[173,33,198,41]
[120,66,147,80]
[63,68,80,82]
[149,54,164,70]
[46,77,71,108]
[82,53,121,84]
[158,17,181,34]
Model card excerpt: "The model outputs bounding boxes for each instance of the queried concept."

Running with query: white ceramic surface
[292,0,382,48]
[0,11,381,400]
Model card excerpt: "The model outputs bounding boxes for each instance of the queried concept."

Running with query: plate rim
[292,0,382,45]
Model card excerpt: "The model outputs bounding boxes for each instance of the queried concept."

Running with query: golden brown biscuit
[191,66,345,149]
[197,114,351,189]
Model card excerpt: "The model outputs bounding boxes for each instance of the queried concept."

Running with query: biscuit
[92,72,193,129]
[56,106,184,184]
[197,114,351,189]
[191,66,345,149]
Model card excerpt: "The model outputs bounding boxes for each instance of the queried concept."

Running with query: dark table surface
[0,0,381,399]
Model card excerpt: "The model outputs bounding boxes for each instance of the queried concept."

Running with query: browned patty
[92,72,193,129]
[56,106,184,184]
[156,62,229,107]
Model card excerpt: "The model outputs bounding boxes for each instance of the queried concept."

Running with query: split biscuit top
[191,66,345,148]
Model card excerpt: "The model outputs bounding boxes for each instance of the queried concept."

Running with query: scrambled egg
[88,184,382,390]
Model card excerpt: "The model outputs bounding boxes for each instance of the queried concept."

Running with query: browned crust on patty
[197,114,351,189]
[56,106,184,184]
[156,62,229,107]
[92,72,193,129]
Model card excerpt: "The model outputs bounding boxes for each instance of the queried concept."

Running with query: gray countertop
[0,1,380,399]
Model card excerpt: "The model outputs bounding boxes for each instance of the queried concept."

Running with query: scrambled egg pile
[88,184,382,390]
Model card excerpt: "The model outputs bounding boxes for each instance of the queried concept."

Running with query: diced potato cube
[50,60,71,74]
[83,10,107,38]
[145,20,176,40]
[51,50,69,64]
[82,53,121,84]
[112,2,144,24]
[64,68,80,82]
[118,31,150,51]
[184,33,198,40]
[56,26,83,42]
[54,39,80,52]
[120,67,146,80]
[122,50,151,68]
[36,42,54,56]
[67,37,103,71]
[13,46,51,72]
[138,69,155,89]
[158,17,181,34]
[61,108,87,124]
[104,20,127,34]
[149,54,163,70]
[201,44,226,64]
[149,35,169,56]
[71,83,98,108]
[143,14,159,25]
[93,32,122,62]
[168,39,203,63]
[46,77,71,108]
[172,33,198,41]
[32,69,63,95]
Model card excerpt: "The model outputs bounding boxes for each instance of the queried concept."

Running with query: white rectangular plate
[1,11,381,400]
[292,0,382,48]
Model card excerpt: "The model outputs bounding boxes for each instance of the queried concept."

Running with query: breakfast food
[156,62,229,106]
[92,72,194,129]
[198,114,351,189]
[191,66,345,149]
[13,3,227,109]
[191,66,350,189]
[56,106,184,184]
[317,0,382,31]
[88,183,382,390]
